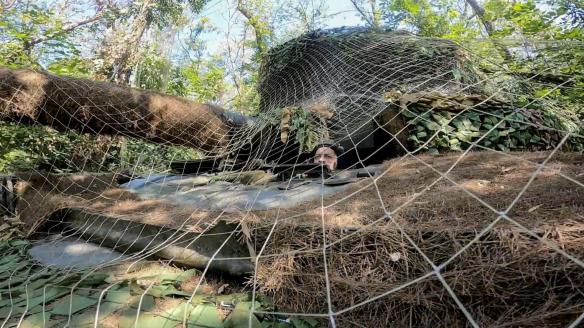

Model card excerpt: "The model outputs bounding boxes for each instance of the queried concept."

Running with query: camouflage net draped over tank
[230,28,581,162]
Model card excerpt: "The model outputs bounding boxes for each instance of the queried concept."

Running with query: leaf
[105,287,134,304]
[76,273,108,287]
[0,261,28,279]
[159,269,198,284]
[262,321,291,328]
[19,286,71,310]
[14,274,55,295]
[50,294,98,316]
[119,313,180,328]
[189,303,223,328]
[452,68,462,82]
[9,239,28,248]
[0,254,20,265]
[19,312,64,328]
[162,302,195,321]
[291,317,319,328]
[423,121,440,131]
[301,317,319,327]
[223,302,262,328]
[19,312,46,328]
[147,285,192,298]
[69,301,120,327]
[497,144,509,152]
[528,204,543,213]
[0,267,31,288]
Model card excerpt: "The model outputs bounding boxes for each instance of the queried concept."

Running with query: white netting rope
[0,30,583,328]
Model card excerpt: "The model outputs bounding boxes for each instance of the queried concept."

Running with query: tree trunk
[465,0,513,60]
[236,0,270,57]
[114,2,151,84]
[0,68,232,153]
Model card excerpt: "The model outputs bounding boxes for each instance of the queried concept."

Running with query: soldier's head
[313,144,342,171]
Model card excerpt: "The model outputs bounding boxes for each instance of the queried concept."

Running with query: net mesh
[0,28,584,328]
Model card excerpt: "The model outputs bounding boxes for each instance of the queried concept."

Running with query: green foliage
[144,0,210,29]
[403,105,583,154]
[231,73,261,114]
[236,0,274,58]
[117,138,201,173]
[134,51,172,92]
[0,123,200,174]
[0,123,93,172]
[47,57,93,78]
[179,59,227,102]
[135,50,227,102]
[389,0,452,37]
[0,239,320,328]
[1,0,583,170]
[0,2,84,68]
[290,108,319,153]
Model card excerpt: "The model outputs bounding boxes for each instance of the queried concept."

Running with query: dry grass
[13,151,584,327]
[248,151,584,327]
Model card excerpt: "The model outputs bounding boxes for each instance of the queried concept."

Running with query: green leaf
[105,287,134,304]
[423,121,440,131]
[301,317,319,327]
[19,312,64,328]
[159,269,198,284]
[50,294,98,316]
[497,144,509,152]
[0,268,31,288]
[262,321,291,328]
[13,275,54,296]
[69,301,120,327]
[223,302,262,328]
[161,302,195,321]
[76,273,108,287]
[19,312,45,328]
[0,261,28,280]
[452,68,462,82]
[119,313,180,328]
[189,303,223,328]
[428,148,439,155]
[147,285,192,298]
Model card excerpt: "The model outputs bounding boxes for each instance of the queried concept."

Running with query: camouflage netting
[258,28,483,109]
[1,28,584,328]
[228,28,581,166]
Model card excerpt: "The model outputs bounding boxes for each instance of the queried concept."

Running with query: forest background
[0,0,582,172]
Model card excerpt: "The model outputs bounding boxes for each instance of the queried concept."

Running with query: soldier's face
[314,147,337,171]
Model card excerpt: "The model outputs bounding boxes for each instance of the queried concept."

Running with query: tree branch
[24,12,105,50]
[236,0,269,55]
[350,0,374,27]
[465,0,513,60]
[0,68,233,153]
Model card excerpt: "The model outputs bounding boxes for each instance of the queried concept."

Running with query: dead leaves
[0,216,25,241]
